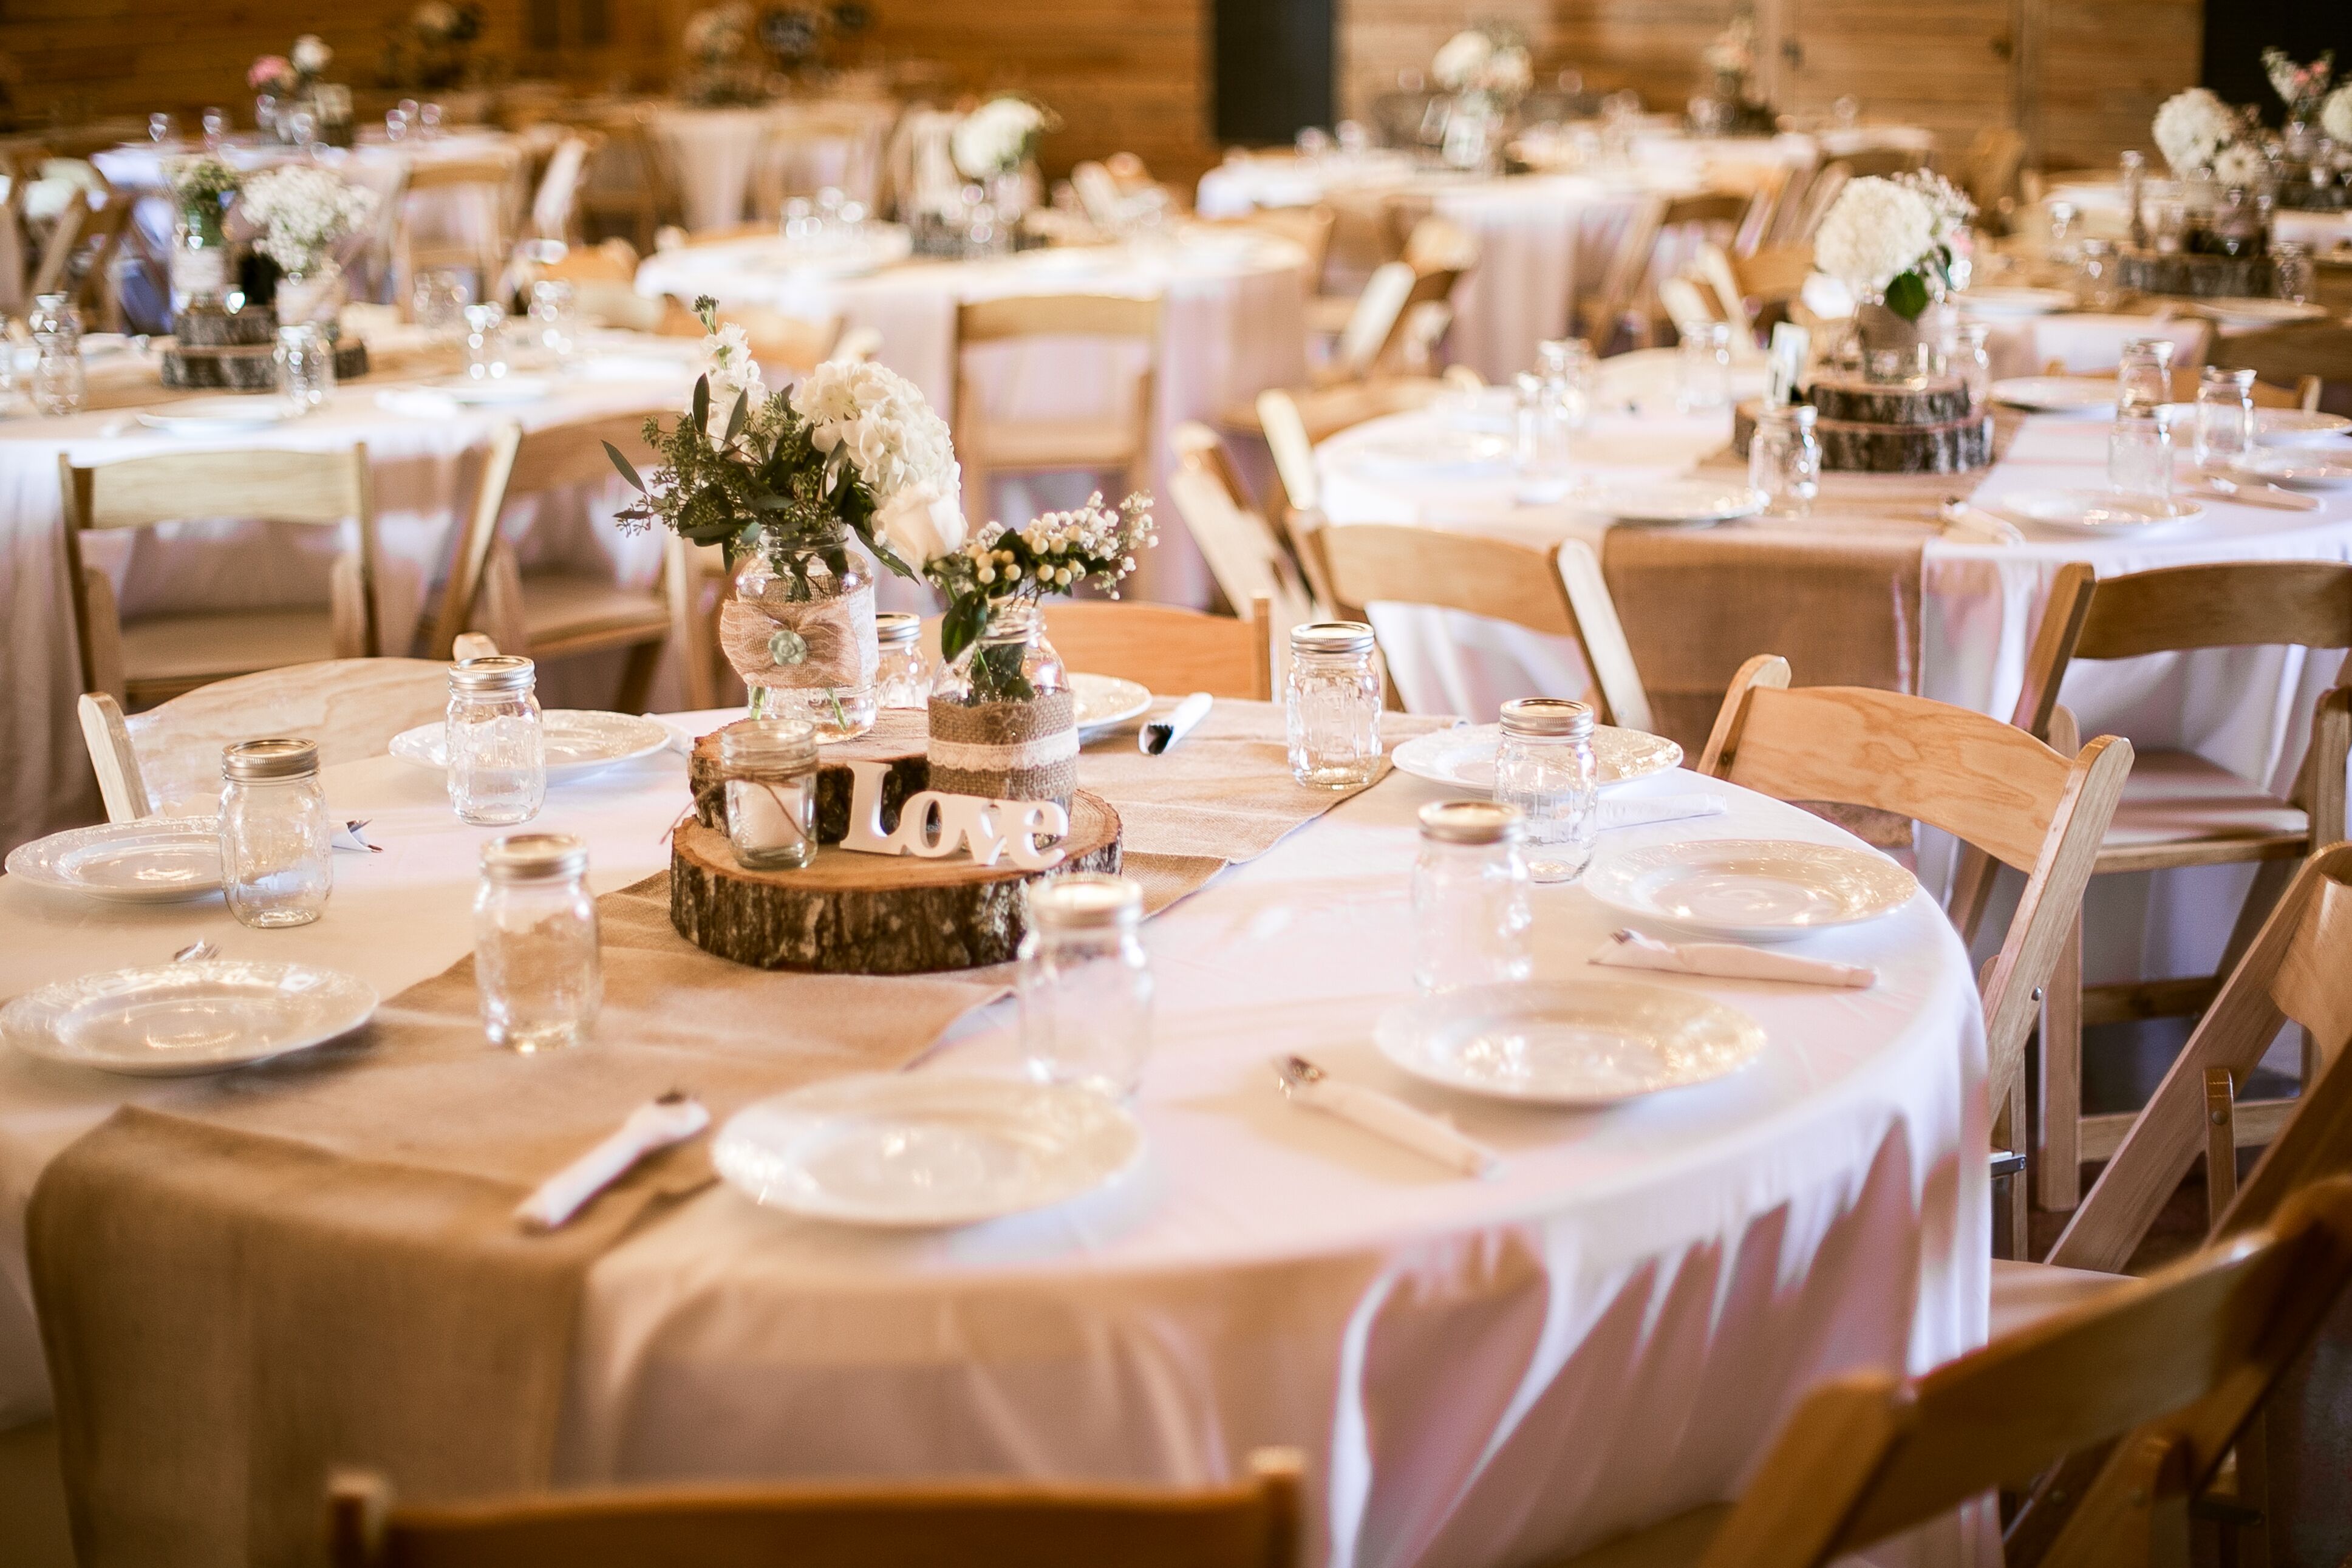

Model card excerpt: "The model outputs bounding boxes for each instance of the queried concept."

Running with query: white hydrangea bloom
[951,98,1046,179]
[2324,84,2352,146]
[1480,46,1532,96]
[291,34,332,73]
[2212,141,2268,188]
[2153,88,2239,176]
[1812,176,1938,295]
[1432,31,1492,91]
[790,358,961,508]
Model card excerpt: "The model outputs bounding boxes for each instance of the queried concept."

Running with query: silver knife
[1273,1055,1504,1178]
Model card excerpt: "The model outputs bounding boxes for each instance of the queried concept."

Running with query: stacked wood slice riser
[1732,373,1992,474]
[2116,248,2275,299]
[160,304,369,390]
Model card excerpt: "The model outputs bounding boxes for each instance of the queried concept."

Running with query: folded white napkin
[1592,928,1876,987]
[1284,1070,1504,1178]
[376,388,463,418]
[1595,794,1727,831]
[1937,500,2023,545]
[331,819,380,853]
[514,1096,711,1231]
[1140,692,1213,754]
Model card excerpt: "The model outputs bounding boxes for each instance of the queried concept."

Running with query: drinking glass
[1491,698,1597,884]
[411,267,472,338]
[462,301,510,381]
[1411,801,1532,994]
[1537,336,1595,431]
[274,322,336,415]
[29,293,84,417]
[2192,367,2255,472]
[201,106,230,146]
[1514,372,1570,477]
[474,834,600,1053]
[219,739,333,929]
[283,106,318,149]
[1018,874,1153,1099]
[2118,149,2147,246]
[148,112,176,145]
[2107,409,2173,502]
[446,655,545,825]
[2116,336,2174,415]
[1749,404,1821,518]
[526,279,578,358]
[1955,321,1993,411]
[384,107,411,143]
[1677,321,1735,412]
[2274,240,2315,305]
[418,102,445,137]
[1285,622,1383,788]
[2074,238,2116,309]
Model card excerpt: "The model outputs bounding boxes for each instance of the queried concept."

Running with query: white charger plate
[1584,837,1919,943]
[135,395,296,434]
[1071,672,1151,737]
[1389,723,1682,794]
[2189,298,2330,330]
[1989,377,2115,416]
[1577,479,1765,526]
[1349,429,1515,479]
[2,960,378,1077]
[1954,286,2076,318]
[389,710,672,777]
[432,374,556,405]
[1374,980,1767,1106]
[713,1075,1145,1227]
[1997,488,2204,535]
[2231,448,2352,489]
[5,816,223,903]
[2156,405,2352,448]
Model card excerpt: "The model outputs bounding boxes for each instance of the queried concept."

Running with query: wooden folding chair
[1043,597,1275,703]
[1210,204,1335,293]
[1167,421,1317,644]
[578,106,676,255]
[395,151,525,302]
[1253,379,1448,537]
[78,661,454,821]
[1957,561,2352,1210]
[952,293,1161,529]
[1551,1178,2352,1568]
[61,447,384,709]
[330,1448,1303,1568]
[1305,521,1651,732]
[1700,656,2134,1255]
[428,416,703,712]
[526,131,602,245]
[2212,326,2352,415]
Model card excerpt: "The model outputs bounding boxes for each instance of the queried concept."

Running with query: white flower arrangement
[1891,168,1977,248]
[237,163,378,273]
[1813,176,1939,298]
[926,493,1154,674]
[2152,87,2241,177]
[683,2,753,65]
[950,96,1052,180]
[2326,83,2352,145]
[1432,26,1530,100]
[1702,15,1757,81]
[2262,47,2333,118]
[291,34,333,76]
[789,357,964,560]
[700,322,766,420]
[2212,141,2269,189]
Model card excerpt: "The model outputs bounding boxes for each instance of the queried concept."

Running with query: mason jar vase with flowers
[1812,171,1975,378]
[237,163,377,329]
[164,155,239,310]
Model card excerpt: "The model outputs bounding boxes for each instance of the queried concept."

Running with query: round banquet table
[1314,372,2352,995]
[632,230,1310,604]
[637,99,897,231]
[0,330,712,857]
[0,710,1990,1568]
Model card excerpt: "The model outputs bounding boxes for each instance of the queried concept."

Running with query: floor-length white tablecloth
[0,334,707,855]
[633,232,1310,604]
[642,100,897,231]
[0,717,1989,1567]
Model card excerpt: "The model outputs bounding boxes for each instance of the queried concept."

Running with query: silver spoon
[172,939,218,963]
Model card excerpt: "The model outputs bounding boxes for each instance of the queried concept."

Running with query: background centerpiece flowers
[1813,172,1971,322]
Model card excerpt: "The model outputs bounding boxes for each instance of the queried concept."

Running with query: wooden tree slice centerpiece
[1733,373,1994,474]
[687,711,932,841]
[160,302,369,390]
[2116,248,2275,299]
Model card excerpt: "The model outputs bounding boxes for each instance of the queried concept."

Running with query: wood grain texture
[686,713,931,840]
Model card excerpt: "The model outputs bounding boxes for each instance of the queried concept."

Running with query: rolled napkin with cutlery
[514,1092,711,1231]
[1140,692,1215,755]
[1273,1055,1504,1178]
[1593,927,1877,988]
[1595,794,1727,831]
[331,820,381,853]
[1937,499,2024,545]
[2193,471,2321,512]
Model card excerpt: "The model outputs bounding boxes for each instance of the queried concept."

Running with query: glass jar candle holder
[1411,800,1532,994]
[873,611,929,709]
[447,655,545,825]
[1677,321,1735,412]
[1286,621,1383,789]
[1748,403,1821,519]
[475,833,601,1053]
[1955,321,1993,412]
[29,293,83,417]
[219,737,333,928]
[1538,335,1597,432]
[1018,873,1153,1099]
[2107,409,2173,502]
[274,322,336,415]
[1492,698,1598,884]
[462,301,510,380]
[2192,366,2255,472]
[2116,336,2175,416]
[720,718,818,870]
[527,279,579,359]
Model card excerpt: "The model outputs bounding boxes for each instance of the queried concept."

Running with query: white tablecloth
[0,332,708,855]
[633,231,1310,604]
[0,719,1988,1567]
[644,100,896,231]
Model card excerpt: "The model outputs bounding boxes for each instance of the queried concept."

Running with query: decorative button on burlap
[718,581,879,690]
[927,689,1079,808]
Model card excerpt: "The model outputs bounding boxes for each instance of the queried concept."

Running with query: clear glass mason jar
[1748,403,1820,519]
[1286,621,1383,789]
[2192,366,2256,471]
[1538,335,1597,432]
[2274,240,2316,306]
[474,833,601,1054]
[2107,408,2173,502]
[720,718,818,870]
[873,611,930,709]
[462,300,510,380]
[219,737,333,928]
[1492,697,1598,884]
[171,207,230,308]
[2116,336,2175,416]
[928,598,1074,805]
[447,655,545,825]
[1018,873,1153,1099]
[1411,799,1532,995]
[29,293,83,417]
[1677,320,1735,411]
[1955,321,1994,412]
[1515,371,1570,477]
[274,322,336,416]
[734,523,879,741]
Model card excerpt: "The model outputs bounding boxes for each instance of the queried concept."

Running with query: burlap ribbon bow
[718,582,879,690]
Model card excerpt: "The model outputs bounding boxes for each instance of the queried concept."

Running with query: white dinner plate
[1374,980,1767,1106]
[2230,448,2352,489]
[432,374,556,405]
[1,960,378,1077]
[135,395,296,434]
[1389,723,1682,794]
[1989,377,2116,416]
[712,1075,1145,1227]
[1584,837,1920,943]
[4,816,223,904]
[1997,488,2205,536]
[2156,405,2352,447]
[1953,286,2076,318]
[767,224,915,279]
[1578,479,1766,526]
[1349,429,1515,479]
[2189,298,2331,330]
[1071,672,1151,737]
[389,710,672,777]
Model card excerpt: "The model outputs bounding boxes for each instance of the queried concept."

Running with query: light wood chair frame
[1167,420,1317,640]
[1040,596,1275,703]
[952,293,1162,529]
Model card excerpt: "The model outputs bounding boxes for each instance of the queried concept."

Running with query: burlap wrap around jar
[925,601,1075,809]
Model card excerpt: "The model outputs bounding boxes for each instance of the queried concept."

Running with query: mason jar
[474,833,600,1053]
[1538,335,1597,432]
[1748,403,1821,519]
[2116,336,2175,416]
[1955,321,1994,411]
[219,738,333,928]
[29,293,83,417]
[1411,799,1532,995]
[2192,366,2256,472]
[1018,873,1153,1099]
[274,322,336,416]
[1492,697,1598,884]
[2107,408,2173,502]
[447,655,545,825]
[733,523,879,741]
[720,718,818,870]
[873,610,930,709]
[1286,621,1383,789]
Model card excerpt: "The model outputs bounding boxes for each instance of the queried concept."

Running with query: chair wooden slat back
[1256,380,1448,521]
[956,293,1161,343]
[1041,598,1275,703]
[2073,560,2352,663]
[1689,1179,2352,1568]
[330,1447,1304,1568]
[1315,522,1651,731]
[953,294,1161,525]
[1836,146,1929,180]
[27,186,88,298]
[1167,422,1317,640]
[1782,162,1852,245]
[1329,262,1419,382]
[2213,325,2352,412]
[1216,205,1335,289]
[1576,194,1667,352]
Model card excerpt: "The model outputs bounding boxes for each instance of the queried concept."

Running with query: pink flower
[248,55,293,92]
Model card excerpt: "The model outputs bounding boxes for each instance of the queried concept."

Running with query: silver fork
[172,939,219,963]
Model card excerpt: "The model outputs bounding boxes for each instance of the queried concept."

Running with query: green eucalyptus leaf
[1883,270,1930,322]
[726,390,748,445]
[691,375,711,435]
[602,441,647,493]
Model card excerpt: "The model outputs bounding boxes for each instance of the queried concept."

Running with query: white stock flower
[2327,84,2352,145]
[2153,87,2238,176]
[1433,30,1492,91]
[700,321,765,429]
[291,34,332,73]
[1812,176,1938,295]
[950,97,1045,179]
[877,480,966,565]
[2212,141,2268,188]
[789,359,958,503]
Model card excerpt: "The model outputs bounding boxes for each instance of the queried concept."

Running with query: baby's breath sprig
[929,492,1156,665]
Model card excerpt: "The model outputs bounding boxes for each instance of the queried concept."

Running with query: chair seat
[1990,1258,2127,1340]
[962,418,1143,471]
[1541,1504,1731,1568]
[121,609,341,703]
[1304,293,1358,336]
[517,572,670,655]
[2095,748,2309,873]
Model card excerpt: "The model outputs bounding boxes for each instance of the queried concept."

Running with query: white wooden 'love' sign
[837,759,1068,871]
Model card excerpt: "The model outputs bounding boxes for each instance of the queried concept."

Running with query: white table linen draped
[643,100,896,232]
[0,730,1988,1568]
